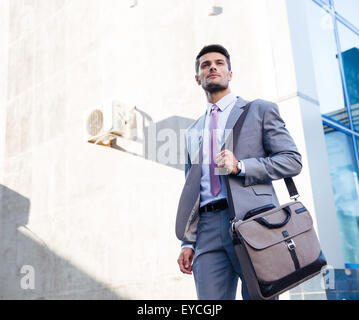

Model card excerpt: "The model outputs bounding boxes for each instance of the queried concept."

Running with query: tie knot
[212,104,219,112]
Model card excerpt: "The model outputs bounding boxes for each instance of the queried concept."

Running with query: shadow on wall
[0,185,123,299]
[111,107,195,172]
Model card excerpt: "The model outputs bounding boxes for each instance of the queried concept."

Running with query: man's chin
[204,83,228,93]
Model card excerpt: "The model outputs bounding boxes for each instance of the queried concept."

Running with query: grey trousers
[192,208,251,300]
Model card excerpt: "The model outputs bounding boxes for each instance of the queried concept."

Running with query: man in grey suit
[176,44,302,300]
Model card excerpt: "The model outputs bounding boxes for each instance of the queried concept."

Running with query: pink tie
[210,104,221,196]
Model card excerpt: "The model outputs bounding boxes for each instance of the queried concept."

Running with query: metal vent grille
[86,109,104,136]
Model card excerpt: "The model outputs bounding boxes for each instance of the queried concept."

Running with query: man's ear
[195,74,201,85]
[227,70,233,82]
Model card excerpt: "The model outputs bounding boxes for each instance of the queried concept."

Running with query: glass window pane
[337,23,359,131]
[324,128,359,265]
[313,0,331,7]
[333,0,359,29]
[305,1,349,126]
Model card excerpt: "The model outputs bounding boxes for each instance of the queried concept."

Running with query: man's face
[195,52,232,93]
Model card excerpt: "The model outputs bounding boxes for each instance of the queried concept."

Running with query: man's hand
[177,247,194,275]
[216,150,239,175]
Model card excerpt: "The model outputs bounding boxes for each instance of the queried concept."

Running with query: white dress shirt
[200,92,245,207]
[182,92,246,251]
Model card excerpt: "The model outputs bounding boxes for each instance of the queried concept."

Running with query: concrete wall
[0,0,341,299]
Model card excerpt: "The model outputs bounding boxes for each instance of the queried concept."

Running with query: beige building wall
[0,0,340,299]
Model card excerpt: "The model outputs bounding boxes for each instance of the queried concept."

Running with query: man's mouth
[208,74,219,79]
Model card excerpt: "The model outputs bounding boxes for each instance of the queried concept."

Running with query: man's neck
[206,89,231,104]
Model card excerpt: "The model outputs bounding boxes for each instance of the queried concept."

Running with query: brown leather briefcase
[230,179,327,300]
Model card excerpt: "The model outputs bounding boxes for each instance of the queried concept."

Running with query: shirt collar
[206,92,237,114]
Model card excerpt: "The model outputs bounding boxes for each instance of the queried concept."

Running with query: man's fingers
[217,150,232,157]
[216,151,225,160]
[216,154,226,163]
[184,258,190,270]
[217,158,229,167]
[183,251,193,269]
[178,250,193,274]
[216,150,236,172]
[178,253,187,271]
[216,150,234,161]
[177,254,184,268]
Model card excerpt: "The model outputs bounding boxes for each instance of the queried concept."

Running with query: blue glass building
[309,0,359,269]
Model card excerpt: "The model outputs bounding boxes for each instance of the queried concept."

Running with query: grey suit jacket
[175,96,302,244]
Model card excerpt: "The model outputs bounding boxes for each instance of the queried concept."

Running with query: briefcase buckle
[231,220,236,232]
[287,239,296,251]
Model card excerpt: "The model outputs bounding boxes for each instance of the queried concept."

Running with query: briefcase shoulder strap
[284,177,299,200]
[226,101,300,221]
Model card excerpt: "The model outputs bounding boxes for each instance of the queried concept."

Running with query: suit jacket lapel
[187,113,206,164]
[197,114,206,149]
[220,96,248,150]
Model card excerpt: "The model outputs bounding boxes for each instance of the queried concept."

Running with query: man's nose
[209,63,217,72]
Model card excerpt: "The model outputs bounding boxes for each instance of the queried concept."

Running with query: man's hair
[195,44,231,74]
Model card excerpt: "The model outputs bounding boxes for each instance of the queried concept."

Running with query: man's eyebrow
[201,59,225,65]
